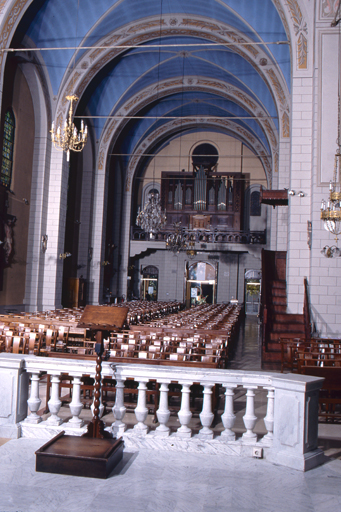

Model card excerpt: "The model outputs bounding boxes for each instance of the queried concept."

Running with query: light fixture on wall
[41,234,48,252]
[59,252,71,260]
[320,151,341,243]
[136,191,166,239]
[321,245,341,258]
[50,95,88,162]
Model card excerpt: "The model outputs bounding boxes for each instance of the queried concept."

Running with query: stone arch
[124,117,273,192]
[52,13,290,137]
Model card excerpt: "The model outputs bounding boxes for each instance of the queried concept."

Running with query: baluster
[68,376,84,427]
[260,387,274,443]
[112,378,127,436]
[177,382,192,437]
[133,379,149,434]
[242,386,258,442]
[25,372,42,424]
[46,374,63,425]
[199,384,214,439]
[156,382,170,436]
[220,385,236,440]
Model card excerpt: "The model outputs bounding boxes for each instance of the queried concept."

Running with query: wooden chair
[26,331,41,355]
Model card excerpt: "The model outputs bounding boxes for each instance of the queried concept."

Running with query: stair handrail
[303,277,312,341]
[260,249,269,345]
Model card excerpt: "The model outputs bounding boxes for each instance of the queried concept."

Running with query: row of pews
[0,302,242,369]
[280,337,341,421]
[0,302,242,419]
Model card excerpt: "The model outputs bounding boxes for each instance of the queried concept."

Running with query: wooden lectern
[36,305,127,479]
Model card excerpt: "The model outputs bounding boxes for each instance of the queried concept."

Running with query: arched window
[250,190,261,216]
[1,110,15,187]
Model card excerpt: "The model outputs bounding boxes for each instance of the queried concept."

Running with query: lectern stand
[36,305,128,479]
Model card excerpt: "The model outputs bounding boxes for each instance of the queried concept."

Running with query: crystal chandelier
[50,95,88,161]
[166,222,188,253]
[136,192,166,239]
[320,151,341,244]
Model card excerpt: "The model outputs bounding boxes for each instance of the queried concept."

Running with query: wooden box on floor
[35,432,124,479]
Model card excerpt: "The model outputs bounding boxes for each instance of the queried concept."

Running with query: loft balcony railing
[131,227,266,245]
[0,353,324,472]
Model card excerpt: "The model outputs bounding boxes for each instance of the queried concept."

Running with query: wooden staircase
[261,251,306,364]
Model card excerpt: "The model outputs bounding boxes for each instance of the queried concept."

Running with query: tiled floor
[0,315,340,512]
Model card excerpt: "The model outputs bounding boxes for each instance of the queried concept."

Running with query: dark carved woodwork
[36,431,124,479]
[161,171,249,232]
[78,305,128,439]
[260,189,288,207]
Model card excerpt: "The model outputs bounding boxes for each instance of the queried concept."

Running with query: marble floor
[0,315,340,512]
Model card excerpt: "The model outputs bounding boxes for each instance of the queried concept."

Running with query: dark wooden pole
[83,330,111,439]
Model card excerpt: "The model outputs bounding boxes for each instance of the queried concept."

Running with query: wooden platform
[36,432,124,479]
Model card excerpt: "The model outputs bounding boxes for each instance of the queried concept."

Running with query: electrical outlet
[252,447,263,458]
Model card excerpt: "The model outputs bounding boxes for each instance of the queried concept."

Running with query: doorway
[244,269,261,315]
[185,261,217,308]
[141,265,158,301]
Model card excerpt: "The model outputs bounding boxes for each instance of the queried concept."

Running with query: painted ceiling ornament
[285,0,308,69]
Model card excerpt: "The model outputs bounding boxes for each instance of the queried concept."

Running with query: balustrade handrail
[0,352,325,472]
[131,227,266,245]
[19,354,321,389]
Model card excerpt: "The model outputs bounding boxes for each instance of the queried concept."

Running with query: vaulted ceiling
[13,0,291,175]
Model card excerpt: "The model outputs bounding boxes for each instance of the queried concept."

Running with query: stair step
[272,305,287,313]
[269,331,305,341]
[265,342,282,352]
[273,313,304,323]
[272,322,305,333]
[270,298,287,306]
[271,288,287,298]
[270,280,286,289]
[262,350,282,363]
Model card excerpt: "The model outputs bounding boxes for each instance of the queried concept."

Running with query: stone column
[155,382,170,436]
[268,374,325,471]
[45,374,63,425]
[220,385,236,441]
[25,372,42,424]
[260,387,274,444]
[133,379,149,434]
[68,376,84,427]
[242,386,258,442]
[177,382,192,437]
[112,378,127,436]
[199,384,214,439]
[0,354,29,438]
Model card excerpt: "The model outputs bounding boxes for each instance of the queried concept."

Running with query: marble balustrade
[0,353,325,471]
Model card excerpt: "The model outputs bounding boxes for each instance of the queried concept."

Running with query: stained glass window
[1,110,15,187]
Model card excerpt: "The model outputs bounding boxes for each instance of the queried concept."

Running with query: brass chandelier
[166,222,188,253]
[320,150,341,244]
[50,95,88,161]
[321,11,341,254]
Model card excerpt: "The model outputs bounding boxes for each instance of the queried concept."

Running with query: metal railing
[131,227,266,245]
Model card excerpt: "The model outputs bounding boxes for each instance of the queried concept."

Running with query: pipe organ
[161,169,249,231]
